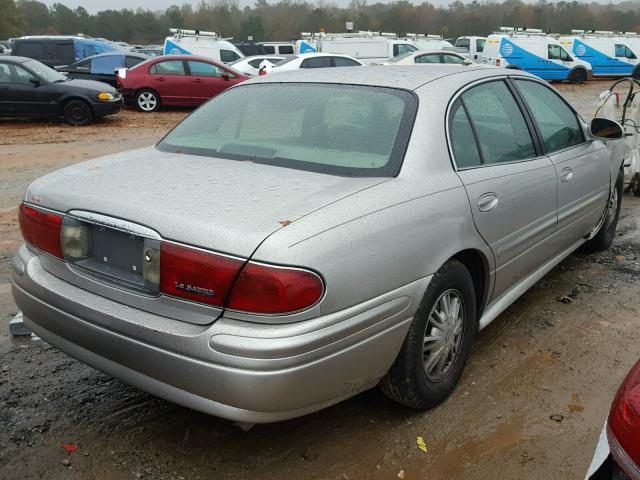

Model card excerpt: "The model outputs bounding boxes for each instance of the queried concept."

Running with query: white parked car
[229,55,286,76]
[384,50,474,66]
[270,53,364,72]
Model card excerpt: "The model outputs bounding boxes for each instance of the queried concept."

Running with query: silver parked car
[12,66,626,423]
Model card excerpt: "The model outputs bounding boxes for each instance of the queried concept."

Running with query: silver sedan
[12,66,626,423]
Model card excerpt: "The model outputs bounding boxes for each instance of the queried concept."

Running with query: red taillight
[160,242,243,307]
[496,58,501,66]
[608,360,640,480]
[227,262,323,314]
[19,204,63,258]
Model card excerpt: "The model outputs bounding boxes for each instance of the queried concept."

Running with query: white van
[163,29,244,64]
[482,27,592,83]
[258,42,295,55]
[403,34,454,51]
[454,36,487,60]
[295,32,417,64]
[558,31,640,78]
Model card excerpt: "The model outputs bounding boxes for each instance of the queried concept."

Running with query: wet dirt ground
[1,81,639,480]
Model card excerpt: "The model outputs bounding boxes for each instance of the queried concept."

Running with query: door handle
[154,77,166,82]
[192,79,203,83]
[560,167,573,183]
[478,193,499,212]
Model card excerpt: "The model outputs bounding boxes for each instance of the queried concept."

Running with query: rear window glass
[91,55,122,74]
[279,45,294,54]
[157,84,417,177]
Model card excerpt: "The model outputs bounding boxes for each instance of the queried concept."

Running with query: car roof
[251,65,536,90]
[295,52,356,58]
[146,54,220,63]
[0,56,32,64]
[411,50,465,55]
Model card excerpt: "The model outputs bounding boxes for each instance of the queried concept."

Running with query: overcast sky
[37,0,630,14]
[36,0,489,13]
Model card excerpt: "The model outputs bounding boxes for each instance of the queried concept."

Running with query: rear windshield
[157,83,417,177]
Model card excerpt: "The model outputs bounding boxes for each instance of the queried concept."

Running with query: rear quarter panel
[250,71,497,319]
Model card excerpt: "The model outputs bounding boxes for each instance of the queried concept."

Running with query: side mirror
[29,77,42,86]
[463,59,473,65]
[221,71,230,81]
[590,117,624,140]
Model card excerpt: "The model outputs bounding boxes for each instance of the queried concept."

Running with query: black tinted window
[515,80,585,153]
[333,57,361,67]
[262,45,275,54]
[16,41,46,59]
[449,99,482,168]
[220,49,240,63]
[56,43,75,61]
[301,56,331,68]
[456,38,470,49]
[462,81,535,164]
[125,56,144,68]
[279,45,294,54]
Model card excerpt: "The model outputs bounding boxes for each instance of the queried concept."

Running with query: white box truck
[295,32,418,64]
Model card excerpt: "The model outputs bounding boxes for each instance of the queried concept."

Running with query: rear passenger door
[148,60,190,104]
[450,79,558,300]
[513,79,610,250]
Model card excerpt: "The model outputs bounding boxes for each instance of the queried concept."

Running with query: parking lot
[1,79,639,480]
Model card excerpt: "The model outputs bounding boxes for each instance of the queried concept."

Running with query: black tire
[379,260,477,409]
[135,89,160,112]
[632,173,640,197]
[584,169,623,252]
[632,66,640,80]
[569,68,587,84]
[63,99,93,126]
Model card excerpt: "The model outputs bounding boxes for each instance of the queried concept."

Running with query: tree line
[1,0,640,45]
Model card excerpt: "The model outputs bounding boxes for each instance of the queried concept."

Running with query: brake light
[227,262,323,314]
[608,360,640,480]
[496,58,501,66]
[19,204,63,258]
[160,242,243,307]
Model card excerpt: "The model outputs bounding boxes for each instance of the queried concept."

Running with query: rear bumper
[12,245,426,423]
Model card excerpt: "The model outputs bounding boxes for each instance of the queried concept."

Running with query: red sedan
[116,55,247,112]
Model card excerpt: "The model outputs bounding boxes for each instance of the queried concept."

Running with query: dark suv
[11,36,120,67]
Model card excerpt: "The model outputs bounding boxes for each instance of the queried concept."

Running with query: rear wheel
[380,260,477,409]
[569,68,587,84]
[584,169,623,252]
[631,173,640,197]
[136,89,160,112]
[63,100,93,126]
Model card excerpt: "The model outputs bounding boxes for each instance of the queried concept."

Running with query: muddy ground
[0,81,639,480]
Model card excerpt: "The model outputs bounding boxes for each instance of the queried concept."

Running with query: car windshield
[24,59,67,82]
[157,83,417,177]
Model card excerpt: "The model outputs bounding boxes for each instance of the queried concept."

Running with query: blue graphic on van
[163,39,191,55]
[499,37,570,80]
[570,38,634,75]
[299,41,316,53]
